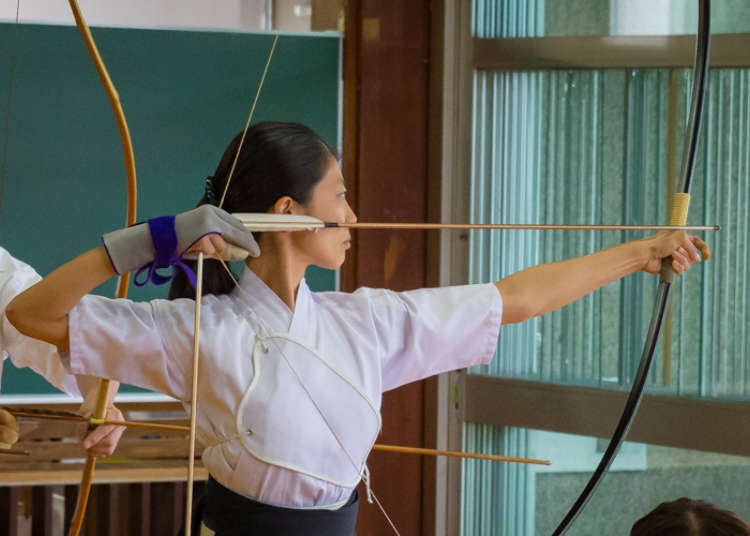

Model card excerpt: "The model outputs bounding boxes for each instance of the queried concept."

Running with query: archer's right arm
[6,206,258,350]
[7,247,114,350]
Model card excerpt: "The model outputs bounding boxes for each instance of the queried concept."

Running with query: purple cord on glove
[134,216,198,288]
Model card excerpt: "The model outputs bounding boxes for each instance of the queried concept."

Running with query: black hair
[168,121,336,299]
[631,498,750,536]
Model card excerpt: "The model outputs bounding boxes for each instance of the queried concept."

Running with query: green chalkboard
[0,22,340,396]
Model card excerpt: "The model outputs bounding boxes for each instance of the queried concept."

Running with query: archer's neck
[246,235,307,311]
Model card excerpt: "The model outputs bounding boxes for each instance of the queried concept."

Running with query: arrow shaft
[6,409,189,433]
[371,443,549,465]
[329,222,719,231]
[239,220,718,232]
[5,409,551,464]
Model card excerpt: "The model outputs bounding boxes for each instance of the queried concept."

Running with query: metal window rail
[459,373,750,458]
[474,33,750,70]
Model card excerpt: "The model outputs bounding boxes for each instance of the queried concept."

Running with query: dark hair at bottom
[168,259,236,300]
[631,497,750,536]
[168,121,335,301]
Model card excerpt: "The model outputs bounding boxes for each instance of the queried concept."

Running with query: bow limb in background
[65,1,138,535]
[552,1,712,534]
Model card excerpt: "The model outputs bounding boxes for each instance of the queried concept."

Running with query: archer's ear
[270,196,297,215]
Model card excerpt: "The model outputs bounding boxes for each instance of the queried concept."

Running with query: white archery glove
[102,205,260,277]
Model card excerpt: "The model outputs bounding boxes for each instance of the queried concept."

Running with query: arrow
[233,213,719,232]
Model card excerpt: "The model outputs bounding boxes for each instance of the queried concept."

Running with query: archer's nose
[345,202,357,224]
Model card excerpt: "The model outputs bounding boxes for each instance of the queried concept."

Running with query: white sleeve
[0,247,81,396]
[365,283,502,391]
[67,295,195,400]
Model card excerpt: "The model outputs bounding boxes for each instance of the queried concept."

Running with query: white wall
[0,0,313,32]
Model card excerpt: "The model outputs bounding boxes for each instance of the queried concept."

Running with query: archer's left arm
[495,231,710,325]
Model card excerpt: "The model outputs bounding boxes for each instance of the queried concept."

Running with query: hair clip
[205,176,218,206]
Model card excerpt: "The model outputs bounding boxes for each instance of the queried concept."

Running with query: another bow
[65,2,138,535]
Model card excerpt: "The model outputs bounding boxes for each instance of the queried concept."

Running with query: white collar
[233,266,311,334]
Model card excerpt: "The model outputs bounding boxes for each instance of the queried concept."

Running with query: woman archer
[6,121,709,535]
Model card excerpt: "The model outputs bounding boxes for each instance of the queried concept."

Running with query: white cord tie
[362,464,374,504]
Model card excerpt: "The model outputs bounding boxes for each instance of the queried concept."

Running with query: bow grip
[659,193,691,284]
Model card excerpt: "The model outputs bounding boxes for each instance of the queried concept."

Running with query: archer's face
[291,158,356,269]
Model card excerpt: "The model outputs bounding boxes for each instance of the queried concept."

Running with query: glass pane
[461,424,750,535]
[469,67,750,400]
[472,0,750,38]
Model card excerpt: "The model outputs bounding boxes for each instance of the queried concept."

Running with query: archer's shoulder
[313,283,500,314]
[78,292,245,333]
[311,286,393,307]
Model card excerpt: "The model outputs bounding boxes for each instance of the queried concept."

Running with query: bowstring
[270,338,401,536]
[0,0,20,226]
[218,33,279,210]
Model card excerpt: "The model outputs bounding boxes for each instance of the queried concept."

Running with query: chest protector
[235,332,381,487]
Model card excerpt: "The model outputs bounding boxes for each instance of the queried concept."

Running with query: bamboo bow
[65,2,138,534]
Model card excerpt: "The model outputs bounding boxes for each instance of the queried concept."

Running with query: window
[438,1,750,533]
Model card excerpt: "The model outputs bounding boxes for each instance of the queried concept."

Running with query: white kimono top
[66,267,502,508]
[0,247,84,396]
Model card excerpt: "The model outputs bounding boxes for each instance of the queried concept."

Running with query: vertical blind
[468,68,750,400]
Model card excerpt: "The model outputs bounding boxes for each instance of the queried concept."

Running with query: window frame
[432,3,750,534]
